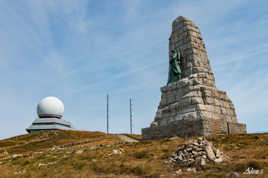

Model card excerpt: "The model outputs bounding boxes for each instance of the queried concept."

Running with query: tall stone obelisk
[142,16,246,139]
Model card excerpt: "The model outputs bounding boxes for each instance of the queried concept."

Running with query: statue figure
[167,49,182,84]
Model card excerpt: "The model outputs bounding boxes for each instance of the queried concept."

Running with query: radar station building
[26,96,75,133]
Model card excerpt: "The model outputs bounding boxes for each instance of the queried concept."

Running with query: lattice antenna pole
[130,98,133,134]
[106,94,109,134]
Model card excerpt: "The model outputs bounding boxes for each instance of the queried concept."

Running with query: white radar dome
[37,96,64,118]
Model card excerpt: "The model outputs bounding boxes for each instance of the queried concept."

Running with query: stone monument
[142,16,246,139]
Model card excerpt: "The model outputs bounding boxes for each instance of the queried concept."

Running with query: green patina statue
[167,49,182,84]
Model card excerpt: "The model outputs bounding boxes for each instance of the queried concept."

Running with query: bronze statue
[167,49,182,84]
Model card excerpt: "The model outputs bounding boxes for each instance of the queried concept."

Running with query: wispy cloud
[0,0,267,138]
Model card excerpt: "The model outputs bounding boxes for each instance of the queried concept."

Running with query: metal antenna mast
[106,94,109,134]
[130,98,133,134]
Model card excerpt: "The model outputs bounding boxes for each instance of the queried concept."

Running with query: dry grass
[0,130,267,177]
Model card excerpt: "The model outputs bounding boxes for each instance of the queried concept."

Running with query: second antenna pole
[130,98,133,134]
[107,94,109,134]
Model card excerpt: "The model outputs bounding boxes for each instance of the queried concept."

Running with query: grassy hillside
[0,130,267,177]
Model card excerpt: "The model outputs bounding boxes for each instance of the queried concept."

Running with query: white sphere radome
[37,96,64,118]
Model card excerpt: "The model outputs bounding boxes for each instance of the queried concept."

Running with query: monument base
[142,119,246,140]
[142,76,247,140]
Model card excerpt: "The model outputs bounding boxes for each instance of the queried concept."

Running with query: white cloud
[0,0,267,139]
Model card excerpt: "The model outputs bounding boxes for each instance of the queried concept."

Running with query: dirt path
[117,135,139,143]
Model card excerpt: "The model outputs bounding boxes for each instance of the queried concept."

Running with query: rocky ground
[0,130,267,177]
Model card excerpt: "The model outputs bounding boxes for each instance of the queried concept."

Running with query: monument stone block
[142,16,246,139]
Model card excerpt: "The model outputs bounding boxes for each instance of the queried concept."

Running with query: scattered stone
[107,148,125,156]
[50,146,63,151]
[119,148,125,153]
[186,168,196,172]
[205,144,216,160]
[38,163,47,167]
[51,146,57,151]
[0,151,9,157]
[200,158,206,165]
[89,146,97,151]
[214,157,223,163]
[75,150,84,154]
[175,169,182,175]
[112,150,120,154]
[164,160,169,164]
[12,154,22,159]
[215,149,222,157]
[168,137,226,166]
[14,170,25,175]
[38,162,56,167]
[230,171,240,177]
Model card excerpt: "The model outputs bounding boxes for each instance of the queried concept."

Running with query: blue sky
[0,0,267,139]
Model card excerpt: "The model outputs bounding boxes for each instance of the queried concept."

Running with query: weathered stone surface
[142,16,246,140]
[214,158,223,163]
[205,144,216,161]
[201,158,206,165]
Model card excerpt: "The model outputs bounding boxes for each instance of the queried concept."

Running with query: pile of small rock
[168,137,227,166]
[0,151,8,156]
[107,148,125,156]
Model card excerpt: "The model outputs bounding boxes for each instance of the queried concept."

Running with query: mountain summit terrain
[0,130,267,177]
